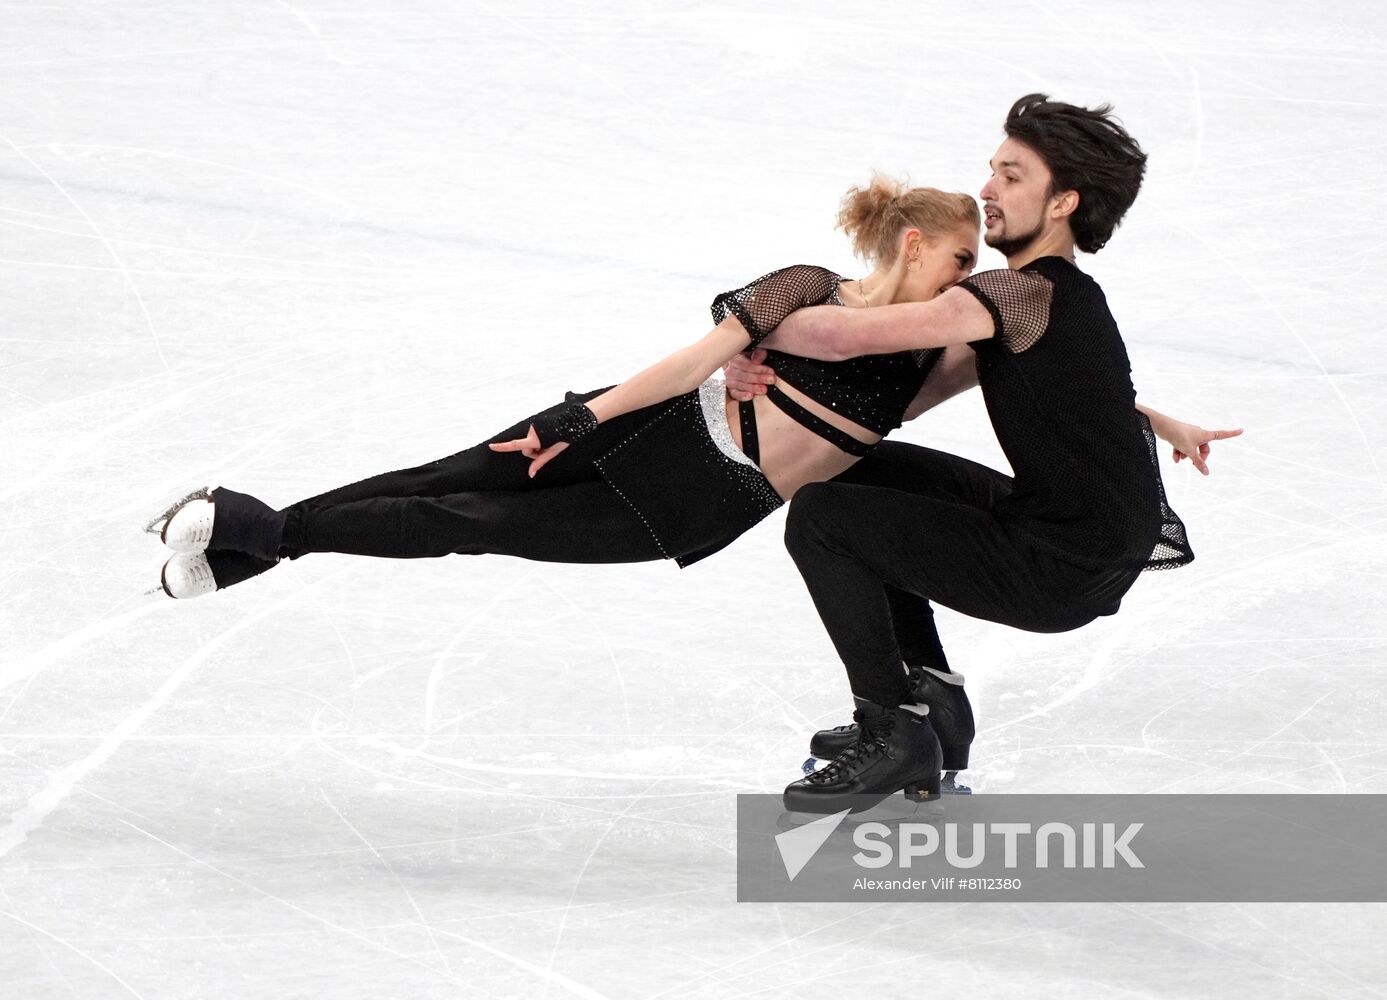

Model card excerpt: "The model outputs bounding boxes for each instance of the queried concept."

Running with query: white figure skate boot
[160,551,218,599]
[145,487,212,549]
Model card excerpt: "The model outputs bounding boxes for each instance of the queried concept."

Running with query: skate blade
[143,486,212,535]
[801,758,973,795]
[778,796,944,831]
[902,768,977,801]
[940,771,972,795]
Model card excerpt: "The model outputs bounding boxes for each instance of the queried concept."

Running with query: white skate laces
[162,498,216,553]
[161,552,217,599]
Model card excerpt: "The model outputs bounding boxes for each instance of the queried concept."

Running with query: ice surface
[2,2,1386,997]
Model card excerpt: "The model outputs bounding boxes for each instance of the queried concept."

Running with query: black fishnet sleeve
[710,265,839,348]
[1136,411,1196,569]
[957,268,1054,353]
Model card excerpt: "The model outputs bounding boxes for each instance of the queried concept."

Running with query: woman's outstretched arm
[583,317,752,423]
[490,316,753,476]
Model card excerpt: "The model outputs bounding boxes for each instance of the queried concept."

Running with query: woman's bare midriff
[725,378,881,500]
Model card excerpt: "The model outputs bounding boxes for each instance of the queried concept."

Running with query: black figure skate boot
[807,665,975,773]
[783,698,943,814]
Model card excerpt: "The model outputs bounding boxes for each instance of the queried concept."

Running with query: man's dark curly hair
[1004,93,1147,253]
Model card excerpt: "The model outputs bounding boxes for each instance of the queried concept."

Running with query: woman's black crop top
[711,265,941,456]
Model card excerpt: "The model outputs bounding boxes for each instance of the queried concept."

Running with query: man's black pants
[804,443,1139,706]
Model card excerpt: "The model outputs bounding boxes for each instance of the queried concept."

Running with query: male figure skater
[733,94,1240,811]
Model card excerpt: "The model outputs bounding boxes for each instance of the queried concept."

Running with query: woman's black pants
[275,390,664,565]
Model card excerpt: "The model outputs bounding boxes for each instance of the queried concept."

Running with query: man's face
[979,138,1055,259]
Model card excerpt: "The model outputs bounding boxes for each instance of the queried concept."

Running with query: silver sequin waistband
[698,377,757,468]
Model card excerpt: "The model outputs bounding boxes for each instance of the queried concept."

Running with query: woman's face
[902,224,979,301]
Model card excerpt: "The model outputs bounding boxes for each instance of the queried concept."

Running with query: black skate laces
[806,713,897,784]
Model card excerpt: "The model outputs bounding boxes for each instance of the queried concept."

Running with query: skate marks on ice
[0,127,173,374]
[962,528,1386,792]
[316,785,677,1000]
[91,809,619,1000]
[0,906,149,1000]
[0,585,332,859]
[297,569,766,797]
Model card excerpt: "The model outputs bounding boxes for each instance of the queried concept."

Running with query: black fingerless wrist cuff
[532,403,599,448]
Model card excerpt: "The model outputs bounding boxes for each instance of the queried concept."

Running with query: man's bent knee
[784,481,855,556]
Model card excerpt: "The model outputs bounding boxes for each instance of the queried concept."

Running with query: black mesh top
[711,265,940,437]
[957,257,1193,571]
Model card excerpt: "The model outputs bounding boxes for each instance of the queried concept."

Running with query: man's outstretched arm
[761,287,995,360]
[1137,403,1244,476]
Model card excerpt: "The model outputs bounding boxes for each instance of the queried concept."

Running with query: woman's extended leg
[276,388,669,563]
[287,387,625,512]
[162,388,665,585]
[283,479,663,564]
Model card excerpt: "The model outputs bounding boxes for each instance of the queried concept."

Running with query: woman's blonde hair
[837,173,980,265]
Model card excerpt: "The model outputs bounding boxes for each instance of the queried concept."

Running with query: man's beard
[985,217,1043,260]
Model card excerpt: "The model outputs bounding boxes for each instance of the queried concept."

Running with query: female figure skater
[150,176,987,596]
